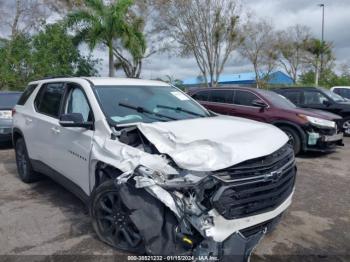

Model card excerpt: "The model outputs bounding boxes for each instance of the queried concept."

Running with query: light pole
[319,4,325,73]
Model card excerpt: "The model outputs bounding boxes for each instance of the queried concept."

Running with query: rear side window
[192,90,211,101]
[209,90,234,103]
[17,84,37,105]
[35,83,65,118]
[282,91,302,105]
[233,90,259,106]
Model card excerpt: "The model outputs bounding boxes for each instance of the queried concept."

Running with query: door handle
[51,127,61,134]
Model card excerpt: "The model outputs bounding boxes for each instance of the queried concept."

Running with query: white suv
[13,77,296,260]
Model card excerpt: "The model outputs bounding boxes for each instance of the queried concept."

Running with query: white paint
[138,115,288,171]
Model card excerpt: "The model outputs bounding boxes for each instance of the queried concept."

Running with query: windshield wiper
[119,102,177,121]
[156,104,206,117]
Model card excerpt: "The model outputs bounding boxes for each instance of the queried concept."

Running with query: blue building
[182,71,294,89]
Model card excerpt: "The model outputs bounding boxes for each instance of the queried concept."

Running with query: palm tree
[66,0,134,77]
[304,38,333,86]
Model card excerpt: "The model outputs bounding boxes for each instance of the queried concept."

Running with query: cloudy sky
[1,0,349,80]
[132,0,350,81]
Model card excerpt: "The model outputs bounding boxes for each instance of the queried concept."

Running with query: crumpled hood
[137,115,288,172]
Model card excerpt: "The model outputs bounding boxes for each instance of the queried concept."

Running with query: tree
[0,0,48,38]
[239,19,278,88]
[276,25,310,83]
[31,23,98,78]
[66,0,136,77]
[300,68,350,88]
[0,34,32,90]
[113,14,147,78]
[303,38,334,86]
[0,24,99,91]
[155,0,242,87]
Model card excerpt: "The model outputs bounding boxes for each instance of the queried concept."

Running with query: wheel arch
[92,161,124,189]
[12,127,24,146]
[272,120,307,150]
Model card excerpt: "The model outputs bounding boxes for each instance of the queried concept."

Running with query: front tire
[280,126,301,155]
[90,180,145,254]
[15,138,40,183]
[342,117,350,136]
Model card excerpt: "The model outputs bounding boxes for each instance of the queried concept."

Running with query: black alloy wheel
[15,138,39,183]
[91,181,145,253]
[343,118,350,136]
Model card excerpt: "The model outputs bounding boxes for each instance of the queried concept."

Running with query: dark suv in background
[189,87,343,154]
[273,87,350,136]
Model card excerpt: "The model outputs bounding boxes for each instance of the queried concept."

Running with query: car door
[31,82,65,167]
[50,83,94,194]
[230,89,268,122]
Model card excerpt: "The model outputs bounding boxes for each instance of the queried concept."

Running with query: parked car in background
[273,87,350,136]
[12,77,297,260]
[189,87,343,154]
[0,92,22,144]
[331,86,350,100]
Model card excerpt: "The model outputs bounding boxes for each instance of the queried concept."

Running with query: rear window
[0,93,21,108]
[35,83,65,118]
[17,84,37,105]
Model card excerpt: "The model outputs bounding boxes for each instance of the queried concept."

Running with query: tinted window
[209,90,234,103]
[192,90,211,101]
[303,91,329,105]
[35,83,65,118]
[282,90,302,105]
[234,90,259,106]
[0,93,21,108]
[17,84,37,105]
[259,90,295,109]
[65,86,92,122]
[341,89,350,98]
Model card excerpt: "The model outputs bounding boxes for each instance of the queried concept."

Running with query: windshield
[259,89,297,109]
[94,85,210,125]
[320,87,345,102]
[0,93,21,108]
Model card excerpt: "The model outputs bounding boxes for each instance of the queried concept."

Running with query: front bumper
[302,122,344,152]
[0,127,12,142]
[305,131,344,152]
[194,197,289,261]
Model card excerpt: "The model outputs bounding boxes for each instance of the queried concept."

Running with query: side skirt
[30,159,89,206]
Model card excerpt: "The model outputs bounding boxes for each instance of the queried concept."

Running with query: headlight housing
[298,114,336,129]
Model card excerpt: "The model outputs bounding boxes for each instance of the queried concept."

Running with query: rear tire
[90,180,145,254]
[279,126,301,155]
[15,138,40,183]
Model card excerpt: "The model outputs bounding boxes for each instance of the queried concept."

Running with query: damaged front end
[113,127,297,262]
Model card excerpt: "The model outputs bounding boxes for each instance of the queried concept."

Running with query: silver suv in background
[13,77,297,261]
[0,92,22,144]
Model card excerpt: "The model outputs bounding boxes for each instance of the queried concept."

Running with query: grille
[211,144,296,220]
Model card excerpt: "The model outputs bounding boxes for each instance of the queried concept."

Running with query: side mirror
[59,113,93,129]
[252,99,268,108]
[322,100,332,106]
